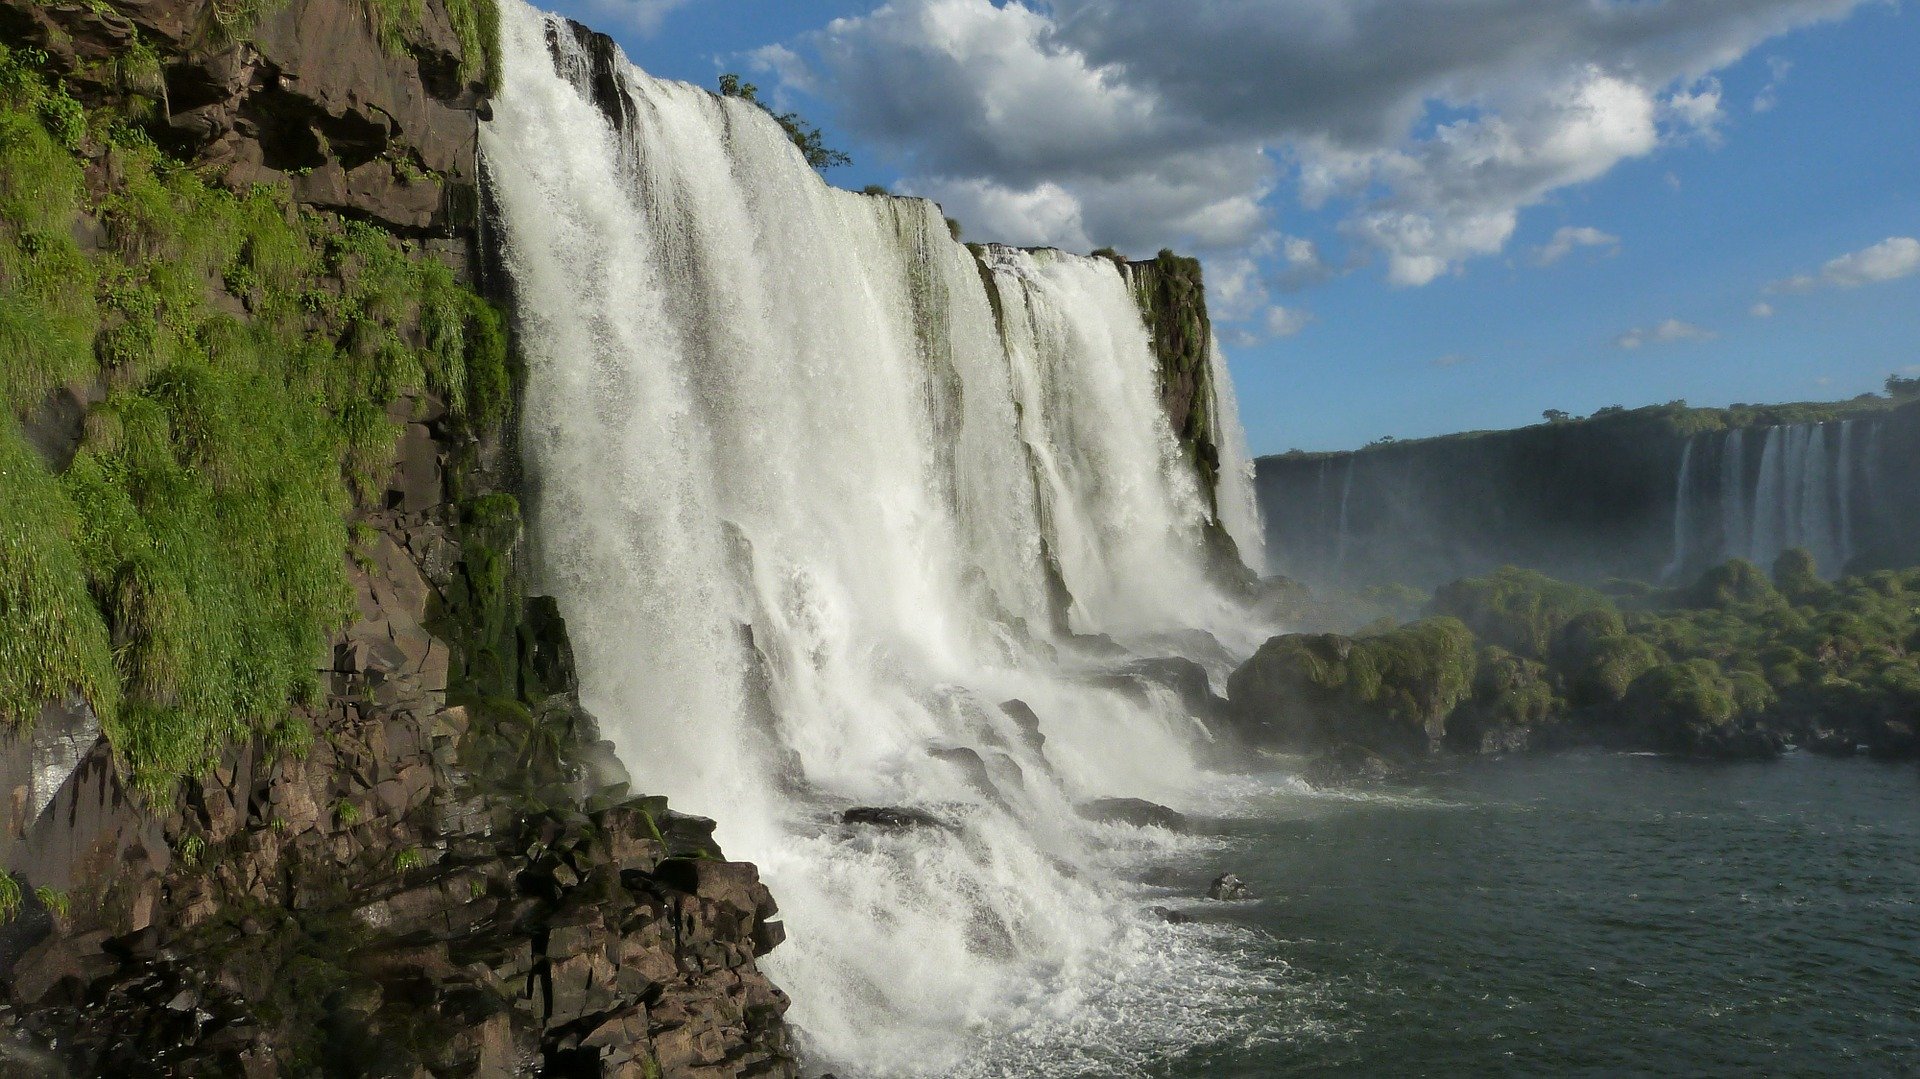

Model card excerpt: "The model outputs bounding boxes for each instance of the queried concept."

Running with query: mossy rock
[1430,566,1614,661]
[1227,617,1478,757]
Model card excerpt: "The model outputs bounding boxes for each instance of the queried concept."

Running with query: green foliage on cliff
[0,426,120,730]
[1234,553,1920,760]
[0,52,506,792]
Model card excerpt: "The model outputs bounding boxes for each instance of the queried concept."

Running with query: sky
[543,0,1920,456]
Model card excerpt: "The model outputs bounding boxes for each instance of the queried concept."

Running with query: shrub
[1430,566,1613,660]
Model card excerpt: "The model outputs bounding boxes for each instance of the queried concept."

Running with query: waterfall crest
[483,4,1272,1073]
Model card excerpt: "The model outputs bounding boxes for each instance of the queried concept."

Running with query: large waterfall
[1666,417,1888,582]
[482,3,1272,1074]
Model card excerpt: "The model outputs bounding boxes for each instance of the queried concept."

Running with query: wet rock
[839,806,954,832]
[1207,873,1252,902]
[998,699,1048,758]
[1300,744,1403,787]
[1079,798,1189,832]
[1149,905,1195,925]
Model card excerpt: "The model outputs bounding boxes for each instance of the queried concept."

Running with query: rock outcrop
[0,1,798,1073]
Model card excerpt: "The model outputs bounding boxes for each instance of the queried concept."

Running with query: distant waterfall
[484,4,1270,1074]
[1334,456,1356,576]
[1661,438,1696,582]
[1718,428,1748,562]
[1669,417,1882,581]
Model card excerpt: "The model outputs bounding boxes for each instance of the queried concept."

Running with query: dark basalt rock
[1099,657,1228,723]
[998,698,1049,758]
[1080,798,1189,833]
[1207,873,1251,902]
[0,4,799,1071]
[1300,744,1403,788]
[840,806,955,832]
[1150,905,1195,925]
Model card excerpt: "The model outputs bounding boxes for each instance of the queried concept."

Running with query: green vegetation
[0,48,508,793]
[1228,616,1478,755]
[717,73,852,170]
[33,885,70,923]
[1235,552,1920,760]
[0,871,18,923]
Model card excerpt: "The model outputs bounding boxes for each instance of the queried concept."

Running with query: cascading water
[1662,438,1696,583]
[482,4,1277,1074]
[1718,428,1749,562]
[1668,418,1881,581]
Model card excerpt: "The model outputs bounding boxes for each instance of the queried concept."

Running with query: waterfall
[1836,420,1855,571]
[1334,456,1356,577]
[483,4,1272,1074]
[1715,420,1861,579]
[1751,426,1786,569]
[1719,428,1748,562]
[1208,339,1267,573]
[1662,438,1696,582]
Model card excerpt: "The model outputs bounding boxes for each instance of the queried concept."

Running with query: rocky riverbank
[0,1,796,1073]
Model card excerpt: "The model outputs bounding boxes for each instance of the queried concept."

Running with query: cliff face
[0,3,795,1075]
[1123,250,1256,584]
[1257,399,1920,592]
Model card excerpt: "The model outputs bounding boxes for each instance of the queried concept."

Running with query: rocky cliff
[1257,397,1920,591]
[0,2,795,1074]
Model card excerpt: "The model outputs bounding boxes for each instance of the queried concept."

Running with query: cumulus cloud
[1819,237,1920,286]
[1751,302,1775,318]
[1617,318,1718,349]
[568,0,689,36]
[1534,225,1621,266]
[1754,56,1793,112]
[1264,305,1314,338]
[782,0,1867,290]
[1769,237,1920,293]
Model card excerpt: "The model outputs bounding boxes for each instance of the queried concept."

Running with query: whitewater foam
[482,4,1278,1073]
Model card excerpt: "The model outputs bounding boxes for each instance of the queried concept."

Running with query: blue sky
[547,0,1920,455]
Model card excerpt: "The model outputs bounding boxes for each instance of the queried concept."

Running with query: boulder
[1078,798,1189,832]
[1206,873,1251,902]
[839,806,954,832]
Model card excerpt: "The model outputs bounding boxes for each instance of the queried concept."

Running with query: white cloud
[1618,318,1717,349]
[1533,225,1620,266]
[1768,236,1920,293]
[570,0,689,36]
[785,0,1869,285]
[1751,302,1775,318]
[1263,305,1314,338]
[1754,56,1793,112]
[1663,78,1725,142]
[905,177,1091,250]
[1820,236,1920,287]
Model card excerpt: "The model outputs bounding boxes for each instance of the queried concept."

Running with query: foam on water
[482,4,1279,1073]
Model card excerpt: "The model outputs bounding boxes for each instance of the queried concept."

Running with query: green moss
[1430,566,1614,661]
[0,425,119,728]
[0,55,503,792]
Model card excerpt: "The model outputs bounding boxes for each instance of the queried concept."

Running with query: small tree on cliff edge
[718,73,852,170]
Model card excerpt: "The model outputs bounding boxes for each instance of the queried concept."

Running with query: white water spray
[482,5,1273,1074]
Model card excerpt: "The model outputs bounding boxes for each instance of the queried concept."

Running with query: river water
[1141,751,1920,1077]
